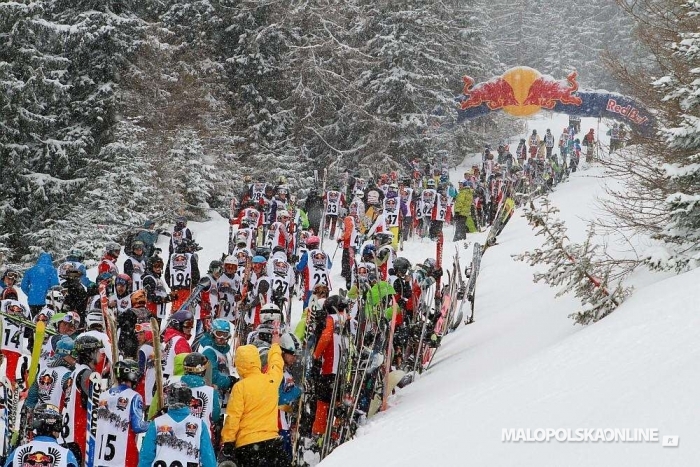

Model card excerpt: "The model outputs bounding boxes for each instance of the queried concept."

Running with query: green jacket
[453,187,474,217]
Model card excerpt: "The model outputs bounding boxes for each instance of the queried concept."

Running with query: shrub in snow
[514,198,632,325]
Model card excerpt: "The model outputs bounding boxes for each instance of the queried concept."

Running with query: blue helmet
[211,319,231,335]
[54,336,75,360]
[252,255,267,264]
[362,244,376,259]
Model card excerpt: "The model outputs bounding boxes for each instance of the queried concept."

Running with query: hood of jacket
[37,252,54,267]
[234,344,262,379]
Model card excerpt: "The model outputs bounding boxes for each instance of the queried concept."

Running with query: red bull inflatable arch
[456,66,655,136]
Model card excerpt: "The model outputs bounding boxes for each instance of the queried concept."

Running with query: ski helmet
[306,236,320,250]
[223,255,237,266]
[183,352,209,375]
[323,295,349,315]
[251,255,267,265]
[393,257,412,276]
[67,249,85,262]
[361,244,376,260]
[45,286,65,310]
[175,216,187,229]
[114,359,142,384]
[131,241,145,252]
[105,242,121,257]
[74,335,103,364]
[254,246,271,260]
[422,258,437,272]
[208,260,223,275]
[280,333,300,355]
[272,246,287,259]
[426,179,436,188]
[32,403,63,436]
[168,310,194,333]
[130,289,147,307]
[115,273,132,287]
[259,303,282,324]
[147,255,164,270]
[164,381,193,410]
[211,319,231,341]
[374,232,394,246]
[52,336,75,365]
[85,311,105,330]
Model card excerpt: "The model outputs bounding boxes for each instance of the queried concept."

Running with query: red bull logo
[522,71,582,108]
[459,67,583,117]
[460,75,519,111]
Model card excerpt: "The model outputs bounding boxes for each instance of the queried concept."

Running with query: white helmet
[277,210,291,220]
[45,287,65,310]
[280,333,300,355]
[85,311,104,330]
[259,303,282,324]
[223,255,237,266]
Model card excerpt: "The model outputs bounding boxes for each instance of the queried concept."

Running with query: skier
[374,232,396,282]
[399,183,415,244]
[295,236,332,309]
[133,219,163,258]
[165,238,201,311]
[4,402,79,467]
[168,216,193,256]
[453,180,477,241]
[123,240,147,291]
[60,334,103,462]
[161,310,194,381]
[528,129,541,159]
[95,359,150,466]
[268,247,295,315]
[98,242,121,277]
[383,192,402,248]
[138,382,217,467]
[544,128,555,159]
[219,324,288,466]
[180,352,221,440]
[199,319,237,410]
[583,128,596,162]
[141,255,175,325]
[0,300,30,382]
[111,273,133,314]
[216,256,240,323]
[304,188,324,236]
[58,250,90,288]
[324,186,346,240]
[277,333,302,460]
[21,252,59,318]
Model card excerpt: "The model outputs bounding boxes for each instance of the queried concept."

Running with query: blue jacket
[137,406,217,467]
[21,252,59,306]
[201,340,236,393]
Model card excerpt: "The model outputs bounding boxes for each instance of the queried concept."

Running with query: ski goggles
[182,320,195,330]
[5,304,24,314]
[135,322,152,333]
[115,277,130,286]
[3,272,18,280]
[213,330,230,340]
[385,199,397,206]
[57,312,81,325]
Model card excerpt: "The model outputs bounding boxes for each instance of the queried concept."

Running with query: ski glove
[218,442,237,465]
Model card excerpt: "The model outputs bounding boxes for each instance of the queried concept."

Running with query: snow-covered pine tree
[514,198,632,325]
[602,0,700,271]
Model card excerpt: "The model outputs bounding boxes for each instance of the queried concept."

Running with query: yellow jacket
[221,343,284,447]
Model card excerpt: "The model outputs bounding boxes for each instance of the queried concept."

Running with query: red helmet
[306,236,320,248]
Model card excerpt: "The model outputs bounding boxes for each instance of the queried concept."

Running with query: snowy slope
[313,114,700,467]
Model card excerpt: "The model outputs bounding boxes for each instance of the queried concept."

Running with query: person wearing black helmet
[95,359,149,466]
[138,381,217,467]
[169,216,193,256]
[141,255,176,324]
[5,402,79,467]
[162,310,194,380]
[181,352,221,440]
[195,260,222,335]
[62,335,103,462]
[123,240,147,292]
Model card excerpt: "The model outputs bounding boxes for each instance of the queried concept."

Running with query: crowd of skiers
[0,163,482,467]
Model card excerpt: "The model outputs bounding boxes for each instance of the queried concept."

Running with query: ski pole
[332,241,340,262]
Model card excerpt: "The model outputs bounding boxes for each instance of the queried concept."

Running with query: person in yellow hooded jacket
[219,324,290,466]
